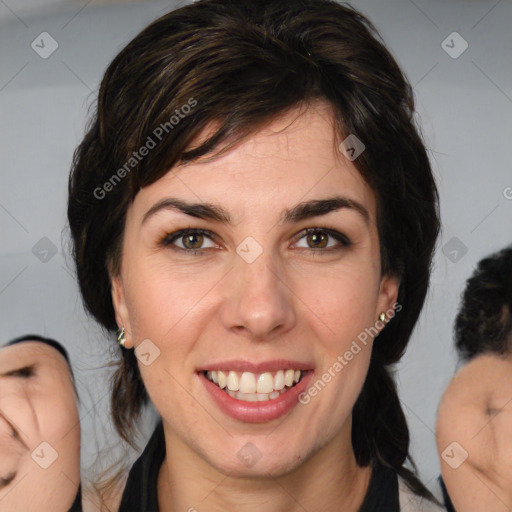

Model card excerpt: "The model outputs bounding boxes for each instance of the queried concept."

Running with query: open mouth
[203,369,307,402]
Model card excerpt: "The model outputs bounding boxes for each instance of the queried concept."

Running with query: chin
[203,439,312,479]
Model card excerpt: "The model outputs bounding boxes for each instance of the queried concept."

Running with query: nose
[219,248,297,342]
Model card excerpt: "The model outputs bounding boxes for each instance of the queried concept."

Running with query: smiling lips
[205,369,303,402]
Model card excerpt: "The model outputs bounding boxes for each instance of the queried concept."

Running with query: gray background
[1,0,511,494]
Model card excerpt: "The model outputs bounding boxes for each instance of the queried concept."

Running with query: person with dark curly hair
[67,0,444,510]
[436,245,512,511]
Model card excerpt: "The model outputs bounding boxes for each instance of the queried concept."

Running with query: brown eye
[306,231,329,249]
[182,233,204,249]
[160,228,218,254]
[295,228,352,252]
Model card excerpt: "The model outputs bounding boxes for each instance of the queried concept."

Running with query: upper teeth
[206,369,302,393]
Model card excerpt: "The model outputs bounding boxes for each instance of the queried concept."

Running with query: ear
[111,274,134,349]
[375,274,400,329]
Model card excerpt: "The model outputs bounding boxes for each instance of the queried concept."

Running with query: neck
[157,422,372,512]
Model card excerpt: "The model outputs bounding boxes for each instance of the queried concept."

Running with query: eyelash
[159,227,352,256]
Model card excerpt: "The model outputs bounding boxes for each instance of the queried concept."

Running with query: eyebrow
[1,359,79,404]
[0,365,34,379]
[141,196,370,226]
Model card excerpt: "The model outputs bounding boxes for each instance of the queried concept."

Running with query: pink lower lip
[198,371,314,423]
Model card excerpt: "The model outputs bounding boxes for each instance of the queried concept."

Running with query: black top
[438,475,456,512]
[69,485,82,512]
[119,421,400,512]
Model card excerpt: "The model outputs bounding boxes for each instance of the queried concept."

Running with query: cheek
[123,255,218,341]
[36,393,79,445]
[298,266,381,352]
[13,463,79,511]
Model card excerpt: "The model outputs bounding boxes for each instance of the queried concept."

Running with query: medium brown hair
[67,0,440,501]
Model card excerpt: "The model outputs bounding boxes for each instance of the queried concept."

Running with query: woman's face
[112,102,398,477]
[0,341,80,511]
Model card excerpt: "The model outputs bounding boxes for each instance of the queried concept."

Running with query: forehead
[0,341,70,376]
[131,103,376,223]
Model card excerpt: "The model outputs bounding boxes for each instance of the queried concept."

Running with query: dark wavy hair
[67,0,440,501]
[455,246,512,360]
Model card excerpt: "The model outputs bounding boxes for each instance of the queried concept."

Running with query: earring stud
[117,327,127,348]
[379,312,386,322]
